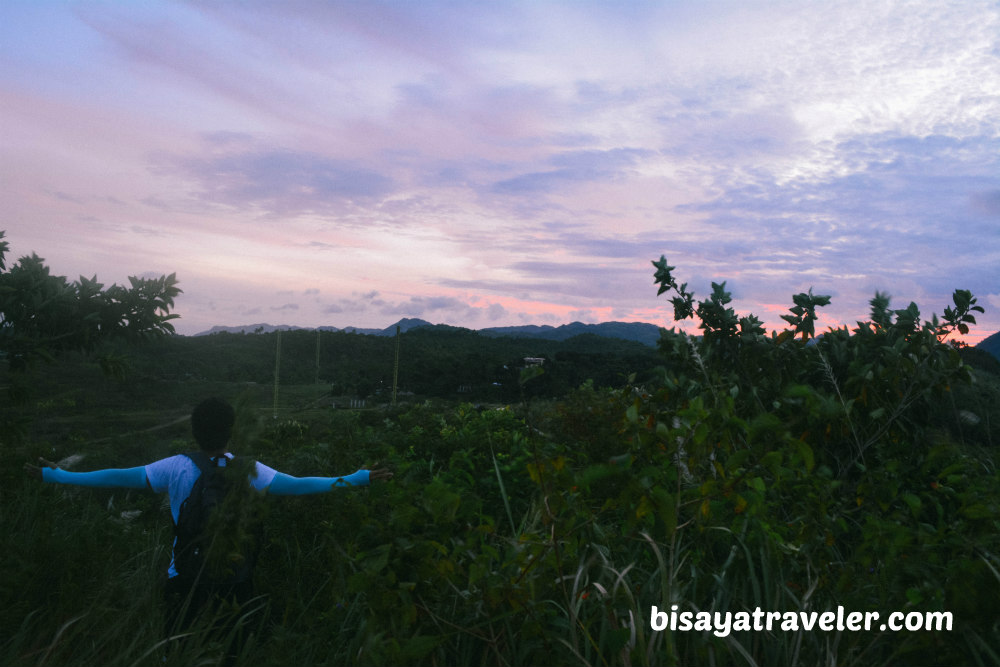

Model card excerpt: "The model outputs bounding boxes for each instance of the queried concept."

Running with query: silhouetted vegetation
[3,244,1000,666]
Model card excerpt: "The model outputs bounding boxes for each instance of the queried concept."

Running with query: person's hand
[366,467,393,483]
[24,457,58,481]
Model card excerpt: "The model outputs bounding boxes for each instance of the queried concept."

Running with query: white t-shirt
[144,453,278,577]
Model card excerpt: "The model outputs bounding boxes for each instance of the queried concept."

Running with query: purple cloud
[176,149,396,215]
[492,148,655,195]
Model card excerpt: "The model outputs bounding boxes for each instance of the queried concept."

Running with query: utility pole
[315,329,321,385]
[392,324,400,406]
[273,330,282,418]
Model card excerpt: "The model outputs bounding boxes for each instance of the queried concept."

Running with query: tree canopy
[0,230,181,372]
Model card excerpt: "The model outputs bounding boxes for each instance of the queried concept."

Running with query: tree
[0,230,181,372]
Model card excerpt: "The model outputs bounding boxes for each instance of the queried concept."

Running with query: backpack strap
[184,451,229,474]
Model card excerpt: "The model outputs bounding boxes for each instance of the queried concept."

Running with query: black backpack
[173,452,259,585]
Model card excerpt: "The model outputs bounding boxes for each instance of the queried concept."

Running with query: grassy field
[3,332,1000,666]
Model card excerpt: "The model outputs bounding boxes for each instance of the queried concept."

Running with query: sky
[1,1,998,341]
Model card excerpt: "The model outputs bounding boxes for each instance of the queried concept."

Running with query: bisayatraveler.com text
[650,605,952,638]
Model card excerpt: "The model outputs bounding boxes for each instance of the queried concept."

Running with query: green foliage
[0,230,181,373]
[201,455,268,581]
[0,230,8,271]
[637,255,999,664]
[781,288,831,340]
[4,253,998,666]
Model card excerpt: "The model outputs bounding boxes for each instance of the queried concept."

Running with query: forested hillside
[123,325,664,402]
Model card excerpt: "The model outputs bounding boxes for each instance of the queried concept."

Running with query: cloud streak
[176,148,396,215]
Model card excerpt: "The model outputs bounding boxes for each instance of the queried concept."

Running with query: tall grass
[6,376,999,666]
[2,482,164,666]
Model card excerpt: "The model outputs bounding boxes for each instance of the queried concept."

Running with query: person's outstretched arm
[25,457,148,489]
[267,467,392,496]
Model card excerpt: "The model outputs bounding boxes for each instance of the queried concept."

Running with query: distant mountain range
[195,319,1000,358]
[195,318,455,338]
[195,318,664,346]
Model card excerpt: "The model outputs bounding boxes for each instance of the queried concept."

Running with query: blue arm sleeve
[42,466,148,489]
[267,470,370,496]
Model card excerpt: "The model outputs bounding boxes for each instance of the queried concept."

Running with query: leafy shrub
[6,255,999,666]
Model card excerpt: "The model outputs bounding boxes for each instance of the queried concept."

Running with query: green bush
[5,256,998,666]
